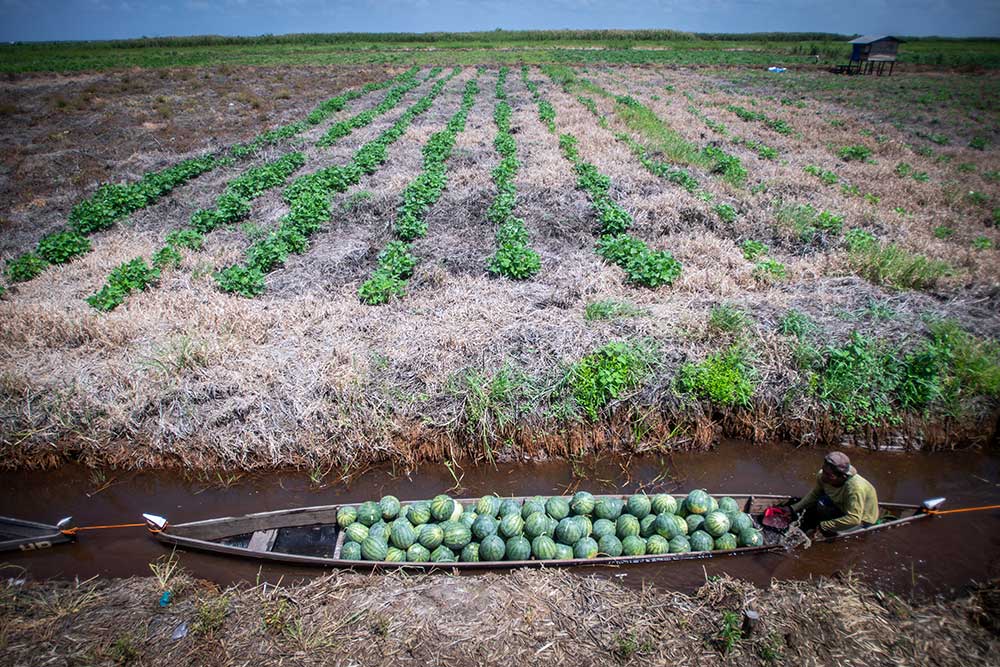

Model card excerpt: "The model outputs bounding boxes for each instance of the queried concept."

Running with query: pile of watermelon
[335,489,765,563]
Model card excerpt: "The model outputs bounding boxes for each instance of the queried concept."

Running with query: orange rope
[60,522,147,535]
[925,504,1000,516]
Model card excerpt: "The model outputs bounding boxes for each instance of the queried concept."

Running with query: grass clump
[776,202,843,243]
[569,340,655,420]
[677,344,757,407]
[779,309,816,338]
[972,236,993,250]
[844,229,952,290]
[714,203,737,223]
[584,299,649,321]
[837,144,873,162]
[708,303,747,333]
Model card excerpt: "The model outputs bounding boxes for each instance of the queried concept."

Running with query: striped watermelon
[337,507,357,528]
[544,517,558,538]
[341,541,362,560]
[460,543,480,562]
[626,494,651,519]
[594,497,623,521]
[689,530,714,552]
[441,521,472,550]
[686,514,705,534]
[531,535,557,560]
[430,495,456,522]
[379,495,401,521]
[598,534,623,557]
[555,517,583,545]
[731,512,754,534]
[616,514,640,539]
[703,511,731,538]
[545,497,570,521]
[714,533,738,551]
[345,523,369,544]
[360,536,388,561]
[430,545,456,563]
[521,500,545,519]
[555,544,574,560]
[573,515,593,538]
[646,534,669,555]
[357,501,381,526]
[570,491,596,516]
[498,513,524,538]
[417,524,444,550]
[524,511,549,539]
[622,535,646,556]
[505,536,531,560]
[367,522,389,543]
[668,535,691,553]
[574,536,599,559]
[472,514,498,541]
[672,514,689,536]
[685,490,711,515]
[406,543,431,562]
[480,535,506,561]
[476,495,501,517]
[385,546,406,562]
[499,499,522,518]
[738,529,764,547]
[718,496,740,516]
[592,518,616,539]
[389,521,417,549]
[459,511,477,528]
[407,503,432,526]
[653,513,679,539]
[651,494,677,515]
[640,514,657,538]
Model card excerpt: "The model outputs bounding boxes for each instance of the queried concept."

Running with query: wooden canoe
[0,516,75,553]
[142,494,943,570]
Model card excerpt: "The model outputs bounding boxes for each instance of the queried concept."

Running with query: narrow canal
[2,440,998,598]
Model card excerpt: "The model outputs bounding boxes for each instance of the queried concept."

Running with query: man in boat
[789,451,879,537]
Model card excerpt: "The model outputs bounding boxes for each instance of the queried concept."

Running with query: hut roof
[848,35,904,44]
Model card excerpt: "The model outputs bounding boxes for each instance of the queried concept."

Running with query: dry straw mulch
[2,566,998,666]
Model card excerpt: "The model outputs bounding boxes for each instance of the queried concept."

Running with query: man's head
[820,451,851,486]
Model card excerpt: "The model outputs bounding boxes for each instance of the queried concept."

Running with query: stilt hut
[835,35,902,76]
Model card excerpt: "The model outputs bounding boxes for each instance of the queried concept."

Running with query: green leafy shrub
[214,264,265,298]
[36,229,91,264]
[165,229,204,250]
[933,226,955,239]
[776,203,843,242]
[969,136,988,150]
[358,270,405,305]
[489,241,541,280]
[570,341,654,420]
[804,332,899,429]
[740,240,768,261]
[623,248,682,288]
[87,258,160,311]
[973,236,993,250]
[804,164,838,185]
[779,309,815,338]
[4,252,48,283]
[152,245,182,269]
[677,345,757,407]
[838,145,873,162]
[714,203,737,223]
[702,146,747,186]
[753,258,787,281]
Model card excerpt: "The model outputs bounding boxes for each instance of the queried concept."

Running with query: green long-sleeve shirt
[791,466,879,533]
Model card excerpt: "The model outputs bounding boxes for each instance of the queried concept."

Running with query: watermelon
[718,496,740,516]
[668,535,691,553]
[379,495,401,521]
[360,536,388,561]
[689,530,714,552]
[639,514,657,538]
[406,543,431,562]
[430,495,456,522]
[337,506,357,528]
[598,534,623,557]
[472,515,498,541]
[417,524,444,550]
[442,521,472,551]
[731,512,754,534]
[738,529,764,547]
[622,535,646,556]
[714,533,738,551]
[573,515,592,538]
[532,535,557,560]
[672,514,689,536]
[480,534,506,561]
[653,513,678,539]
[626,494,651,519]
[385,546,406,562]
[555,517,583,545]
[570,491,596,516]
[407,502,432,526]
[389,521,417,549]
[685,490,711,515]
[646,534,670,555]
[651,494,677,515]
[545,497,571,521]
[459,511,477,528]
[616,514,640,539]
[476,495,501,517]
[686,514,705,534]
[399,505,411,520]
[524,511,549,539]
[368,522,390,543]
[430,545,456,563]
[341,541,362,560]
[498,513,524,538]
[592,518,616,539]
[499,499,522,517]
[574,536,599,559]
[460,543,480,562]
[703,511,731,538]
[521,500,545,519]
[594,497,623,521]
[357,501,381,526]
[555,544,574,560]
[707,496,719,513]
[505,535,531,561]
[544,517,558,538]
[345,523,369,544]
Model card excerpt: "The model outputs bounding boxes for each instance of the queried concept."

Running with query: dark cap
[824,451,851,475]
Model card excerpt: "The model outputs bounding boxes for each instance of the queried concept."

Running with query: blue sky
[2,0,998,42]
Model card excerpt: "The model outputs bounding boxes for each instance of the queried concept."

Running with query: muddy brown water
[2,440,999,599]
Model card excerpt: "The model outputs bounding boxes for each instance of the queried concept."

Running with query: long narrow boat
[143,495,945,569]
[0,516,75,552]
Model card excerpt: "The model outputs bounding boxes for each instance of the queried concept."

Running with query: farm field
[1,60,999,471]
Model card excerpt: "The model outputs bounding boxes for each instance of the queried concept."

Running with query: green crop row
[359,77,481,305]
[486,68,541,281]
[216,68,463,298]
[725,104,793,135]
[316,67,432,147]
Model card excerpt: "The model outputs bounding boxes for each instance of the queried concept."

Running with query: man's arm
[791,482,822,515]
[819,490,864,533]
